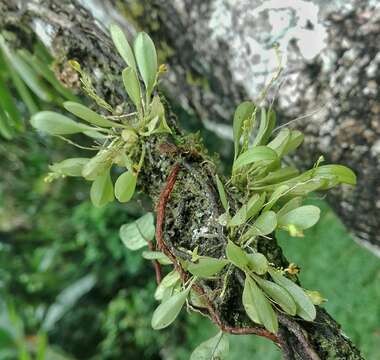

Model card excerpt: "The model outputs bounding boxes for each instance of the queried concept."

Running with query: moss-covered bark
[0,1,364,359]
[119,0,380,255]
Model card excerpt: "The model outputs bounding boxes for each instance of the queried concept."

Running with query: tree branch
[0,1,365,359]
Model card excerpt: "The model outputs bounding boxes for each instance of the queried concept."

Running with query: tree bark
[114,0,380,255]
[0,1,365,359]
[8,0,379,254]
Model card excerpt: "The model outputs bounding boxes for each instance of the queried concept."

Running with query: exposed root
[155,163,281,346]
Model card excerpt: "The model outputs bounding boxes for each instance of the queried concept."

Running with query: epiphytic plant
[32,25,170,207]
[30,25,356,359]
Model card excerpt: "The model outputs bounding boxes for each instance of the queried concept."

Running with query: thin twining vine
[29,24,356,359]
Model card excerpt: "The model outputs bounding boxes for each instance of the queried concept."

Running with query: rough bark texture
[0,1,365,359]
[113,0,380,255]
[15,0,379,253]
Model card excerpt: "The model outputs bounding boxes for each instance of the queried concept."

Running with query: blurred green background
[0,38,379,360]
[1,131,380,360]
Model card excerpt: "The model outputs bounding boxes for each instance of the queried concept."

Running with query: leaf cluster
[119,214,323,336]
[30,25,171,207]
[216,103,356,239]
[25,24,358,358]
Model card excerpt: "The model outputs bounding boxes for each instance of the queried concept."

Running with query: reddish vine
[155,163,281,346]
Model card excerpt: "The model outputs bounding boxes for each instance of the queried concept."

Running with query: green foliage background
[0,132,379,359]
[0,30,378,360]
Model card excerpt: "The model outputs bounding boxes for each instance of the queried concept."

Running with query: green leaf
[84,130,109,139]
[1,43,52,102]
[0,108,13,139]
[148,95,165,118]
[36,333,47,360]
[243,275,278,333]
[226,241,248,269]
[252,108,276,146]
[246,252,268,275]
[190,332,229,360]
[151,287,190,330]
[277,197,303,218]
[215,175,228,211]
[2,48,38,114]
[142,251,171,265]
[229,202,250,227]
[233,101,255,160]
[242,275,261,324]
[49,158,89,177]
[63,101,120,128]
[110,24,137,70]
[158,286,175,303]
[267,128,291,157]
[252,167,299,186]
[287,178,328,196]
[263,185,289,212]
[313,165,356,186]
[268,268,316,321]
[267,164,356,194]
[134,32,157,98]
[277,205,320,230]
[153,115,171,136]
[114,171,137,203]
[90,169,114,207]
[188,257,229,277]
[242,211,277,241]
[233,146,278,172]
[252,274,296,315]
[145,116,159,134]
[0,73,23,127]
[135,212,155,240]
[229,193,266,227]
[283,130,304,155]
[253,210,277,235]
[189,289,208,308]
[229,210,246,228]
[31,111,94,135]
[246,192,267,219]
[119,212,155,250]
[41,274,96,332]
[145,95,171,134]
[82,150,113,181]
[275,165,355,195]
[154,270,180,300]
[160,270,180,288]
[252,173,312,194]
[122,67,142,109]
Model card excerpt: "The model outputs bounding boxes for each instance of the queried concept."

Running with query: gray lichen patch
[208,0,329,99]
[31,18,57,49]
